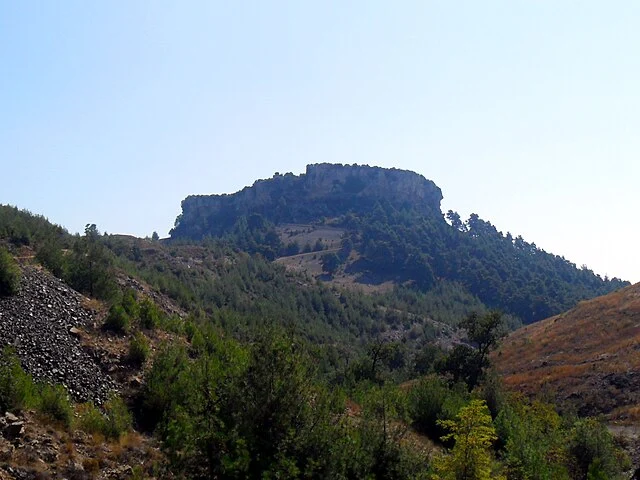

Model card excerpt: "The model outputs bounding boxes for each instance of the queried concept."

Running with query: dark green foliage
[106,236,397,350]
[128,332,150,366]
[121,288,140,319]
[408,375,469,440]
[139,297,161,329]
[223,214,283,260]
[413,344,444,376]
[35,239,66,277]
[0,347,37,412]
[142,329,430,479]
[0,204,67,247]
[0,247,21,297]
[169,171,628,323]
[0,207,123,301]
[354,208,628,323]
[495,398,569,479]
[567,417,630,479]
[348,384,431,479]
[492,397,631,480]
[321,252,341,275]
[0,348,78,430]
[38,383,73,427]
[437,312,506,390]
[66,224,118,300]
[102,395,133,439]
[104,304,130,333]
[78,395,132,440]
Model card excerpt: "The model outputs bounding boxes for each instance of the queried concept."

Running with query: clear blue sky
[2,1,639,283]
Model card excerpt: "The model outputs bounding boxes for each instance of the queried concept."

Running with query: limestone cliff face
[303,164,442,206]
[172,163,443,239]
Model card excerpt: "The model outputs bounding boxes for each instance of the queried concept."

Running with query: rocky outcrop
[0,410,169,479]
[0,266,116,404]
[172,163,443,239]
[302,163,442,207]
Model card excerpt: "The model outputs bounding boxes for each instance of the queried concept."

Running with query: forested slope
[171,163,628,323]
[0,203,635,479]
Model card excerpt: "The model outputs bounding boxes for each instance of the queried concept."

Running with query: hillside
[0,264,171,478]
[494,282,640,420]
[170,163,629,324]
[0,204,488,374]
[1,205,637,478]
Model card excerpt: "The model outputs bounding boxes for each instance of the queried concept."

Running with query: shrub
[35,240,66,278]
[104,304,130,333]
[121,288,140,319]
[128,332,150,366]
[78,396,132,440]
[103,395,132,440]
[0,247,21,297]
[568,417,630,478]
[408,375,468,440]
[39,383,73,427]
[0,347,37,412]
[139,297,161,330]
[78,402,108,435]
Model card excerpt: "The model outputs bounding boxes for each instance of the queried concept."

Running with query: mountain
[494,282,640,420]
[171,163,628,324]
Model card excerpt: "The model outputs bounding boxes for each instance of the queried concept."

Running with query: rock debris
[0,266,115,404]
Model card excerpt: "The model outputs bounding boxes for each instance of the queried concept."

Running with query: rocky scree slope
[0,266,115,404]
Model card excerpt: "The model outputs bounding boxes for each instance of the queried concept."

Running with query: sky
[1,1,639,283]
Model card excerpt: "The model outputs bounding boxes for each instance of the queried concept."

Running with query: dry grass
[494,283,640,416]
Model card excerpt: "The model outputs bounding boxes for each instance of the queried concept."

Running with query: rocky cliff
[171,163,443,239]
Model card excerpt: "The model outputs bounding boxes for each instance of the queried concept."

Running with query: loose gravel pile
[0,266,115,404]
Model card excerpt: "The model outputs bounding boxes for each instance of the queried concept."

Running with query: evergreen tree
[0,247,20,297]
[435,400,503,480]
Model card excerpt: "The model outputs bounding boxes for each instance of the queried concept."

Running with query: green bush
[0,247,21,297]
[128,332,150,366]
[408,375,468,440]
[78,396,132,440]
[121,288,140,319]
[103,395,132,440]
[35,240,66,278]
[568,417,630,478]
[0,347,37,412]
[104,304,130,333]
[139,297,161,329]
[39,383,73,427]
[78,402,108,435]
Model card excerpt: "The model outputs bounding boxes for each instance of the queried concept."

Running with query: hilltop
[494,282,640,420]
[170,163,628,324]
[172,163,443,238]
